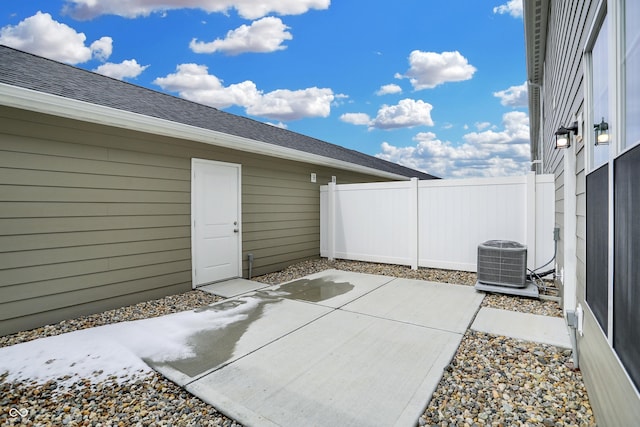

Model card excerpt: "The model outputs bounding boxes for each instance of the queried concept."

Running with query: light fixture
[555,121,579,149]
[594,117,609,145]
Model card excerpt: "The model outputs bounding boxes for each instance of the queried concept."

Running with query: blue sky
[0,0,529,178]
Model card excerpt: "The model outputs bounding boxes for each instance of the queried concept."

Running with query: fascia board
[0,83,409,181]
[523,0,549,85]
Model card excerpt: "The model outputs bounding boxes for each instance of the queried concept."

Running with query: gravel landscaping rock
[1,371,242,427]
[1,290,236,427]
[1,259,588,427]
[482,293,563,318]
[254,258,478,286]
[0,290,223,349]
[420,331,595,426]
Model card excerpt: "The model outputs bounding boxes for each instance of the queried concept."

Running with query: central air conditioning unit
[477,240,527,288]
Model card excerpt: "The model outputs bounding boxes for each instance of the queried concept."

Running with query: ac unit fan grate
[477,240,527,288]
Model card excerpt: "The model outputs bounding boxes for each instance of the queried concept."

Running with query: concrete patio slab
[148,295,332,386]
[471,307,571,348]
[264,269,395,308]
[145,270,490,426]
[200,278,268,298]
[187,309,463,427]
[342,278,485,333]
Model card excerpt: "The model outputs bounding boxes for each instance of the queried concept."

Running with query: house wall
[540,1,640,425]
[0,106,388,335]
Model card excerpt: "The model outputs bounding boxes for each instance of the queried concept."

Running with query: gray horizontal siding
[0,106,391,334]
[540,0,640,424]
[239,158,385,276]
[3,261,191,303]
[0,227,189,251]
[0,216,190,235]
[579,308,640,426]
[0,282,189,337]
[0,203,190,217]
[0,119,192,334]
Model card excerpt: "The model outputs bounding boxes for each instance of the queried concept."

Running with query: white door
[191,159,241,286]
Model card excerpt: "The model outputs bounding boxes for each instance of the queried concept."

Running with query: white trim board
[0,83,410,181]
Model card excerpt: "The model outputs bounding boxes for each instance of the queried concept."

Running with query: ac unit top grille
[477,240,527,288]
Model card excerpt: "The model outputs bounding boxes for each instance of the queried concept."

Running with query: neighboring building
[0,45,436,335]
[524,0,640,424]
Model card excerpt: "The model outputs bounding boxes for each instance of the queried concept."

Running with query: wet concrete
[147,277,355,383]
[271,276,355,303]
[150,295,281,378]
[200,278,268,298]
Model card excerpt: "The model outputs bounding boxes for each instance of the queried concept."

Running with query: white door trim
[191,158,242,288]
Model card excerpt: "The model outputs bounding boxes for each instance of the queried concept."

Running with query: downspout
[247,253,254,280]
[528,80,544,174]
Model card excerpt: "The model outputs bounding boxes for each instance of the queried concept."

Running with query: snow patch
[0,297,261,388]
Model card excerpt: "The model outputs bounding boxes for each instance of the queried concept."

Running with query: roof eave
[0,82,412,181]
[524,0,550,162]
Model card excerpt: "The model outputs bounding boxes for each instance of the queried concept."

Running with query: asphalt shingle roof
[0,45,437,180]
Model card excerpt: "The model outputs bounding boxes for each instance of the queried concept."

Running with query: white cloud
[493,0,523,18]
[332,93,349,107]
[265,121,288,129]
[340,113,372,126]
[246,87,335,120]
[94,59,149,80]
[89,36,113,61]
[341,99,434,130]
[63,0,330,20]
[376,84,402,96]
[464,111,530,148]
[494,82,528,107]
[475,121,492,131]
[154,63,261,109]
[154,63,339,121]
[190,17,292,55]
[375,111,530,178]
[371,99,434,129]
[397,50,476,90]
[0,11,112,64]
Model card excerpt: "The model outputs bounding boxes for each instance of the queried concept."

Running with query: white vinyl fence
[320,173,555,272]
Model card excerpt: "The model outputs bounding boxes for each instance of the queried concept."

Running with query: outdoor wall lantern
[594,117,609,145]
[555,122,579,149]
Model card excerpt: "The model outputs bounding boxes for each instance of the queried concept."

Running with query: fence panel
[321,181,415,266]
[321,173,555,273]
[417,176,527,272]
[535,174,555,269]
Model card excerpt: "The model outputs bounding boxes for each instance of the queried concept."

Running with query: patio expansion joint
[182,306,338,387]
[182,276,400,387]
[178,305,362,387]
[463,292,486,330]
[336,307,469,336]
[332,276,399,308]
